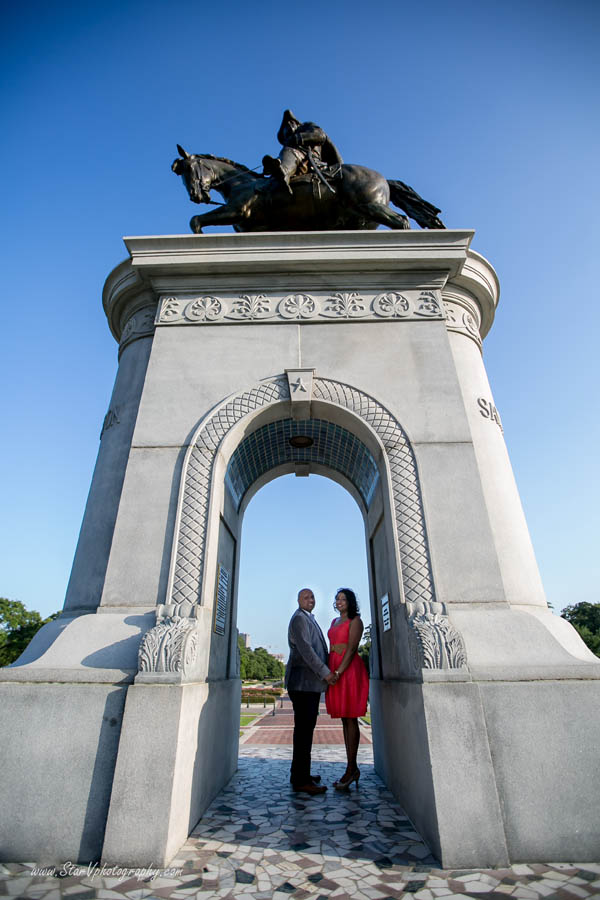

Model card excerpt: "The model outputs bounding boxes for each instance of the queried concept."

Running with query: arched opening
[218,414,387,688]
[134,375,445,862]
[224,417,377,775]
[235,473,372,745]
[236,473,371,663]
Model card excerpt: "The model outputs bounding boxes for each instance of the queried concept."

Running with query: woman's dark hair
[337,588,359,619]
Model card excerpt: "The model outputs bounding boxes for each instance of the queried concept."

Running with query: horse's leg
[356,201,410,230]
[189,205,244,234]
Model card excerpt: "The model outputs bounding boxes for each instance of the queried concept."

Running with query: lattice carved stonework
[312,379,436,609]
[168,376,290,617]
[167,376,436,619]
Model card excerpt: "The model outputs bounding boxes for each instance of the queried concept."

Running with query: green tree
[358,623,371,672]
[561,602,600,658]
[0,598,58,667]
[237,636,284,681]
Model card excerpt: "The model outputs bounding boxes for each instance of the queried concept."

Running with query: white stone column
[443,256,547,608]
[63,264,157,613]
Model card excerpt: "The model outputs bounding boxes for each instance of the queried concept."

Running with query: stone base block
[0,681,127,863]
[101,677,241,866]
[370,676,600,866]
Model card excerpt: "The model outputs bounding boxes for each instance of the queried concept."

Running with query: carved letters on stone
[405,600,467,670]
[156,290,443,325]
[138,617,199,674]
[100,406,120,439]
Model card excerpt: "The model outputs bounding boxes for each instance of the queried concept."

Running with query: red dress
[325,618,369,718]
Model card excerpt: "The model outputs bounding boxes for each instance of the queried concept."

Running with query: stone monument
[1,116,599,868]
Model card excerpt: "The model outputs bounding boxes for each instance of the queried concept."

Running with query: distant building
[239,632,251,648]
[272,653,284,661]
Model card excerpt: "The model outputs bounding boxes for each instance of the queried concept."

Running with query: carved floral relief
[156,289,444,325]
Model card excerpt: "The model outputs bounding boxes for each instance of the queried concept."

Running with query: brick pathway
[242,698,371,746]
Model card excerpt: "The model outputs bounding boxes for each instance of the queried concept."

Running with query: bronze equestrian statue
[172,110,445,234]
[262,109,343,194]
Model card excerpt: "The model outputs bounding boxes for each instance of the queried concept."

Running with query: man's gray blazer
[285,608,330,692]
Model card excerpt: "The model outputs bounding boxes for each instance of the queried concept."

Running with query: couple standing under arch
[285,587,369,796]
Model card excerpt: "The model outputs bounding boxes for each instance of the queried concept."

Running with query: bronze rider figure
[262,109,343,193]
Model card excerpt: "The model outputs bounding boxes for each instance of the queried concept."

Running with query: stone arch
[162,374,436,620]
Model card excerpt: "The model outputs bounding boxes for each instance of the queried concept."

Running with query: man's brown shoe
[292,782,327,795]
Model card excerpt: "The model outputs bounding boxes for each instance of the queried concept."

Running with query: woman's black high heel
[334,768,360,791]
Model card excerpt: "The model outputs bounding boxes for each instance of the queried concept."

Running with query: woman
[325,588,369,790]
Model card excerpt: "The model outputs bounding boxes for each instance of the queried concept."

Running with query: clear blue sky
[2,0,598,654]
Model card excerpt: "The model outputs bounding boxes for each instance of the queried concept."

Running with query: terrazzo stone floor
[2,743,600,900]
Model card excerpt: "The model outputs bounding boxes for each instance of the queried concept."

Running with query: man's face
[298,589,315,613]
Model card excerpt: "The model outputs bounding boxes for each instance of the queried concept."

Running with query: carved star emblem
[292,378,308,393]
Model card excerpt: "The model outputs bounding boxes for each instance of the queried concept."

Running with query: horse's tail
[388,180,445,229]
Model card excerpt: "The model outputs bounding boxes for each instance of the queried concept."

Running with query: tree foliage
[561,602,600,657]
[238,635,284,680]
[0,598,58,667]
[358,623,371,672]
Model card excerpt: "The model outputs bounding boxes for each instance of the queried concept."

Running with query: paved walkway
[2,742,599,899]
[241,700,371,746]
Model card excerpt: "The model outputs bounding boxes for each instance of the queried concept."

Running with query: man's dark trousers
[288,689,320,786]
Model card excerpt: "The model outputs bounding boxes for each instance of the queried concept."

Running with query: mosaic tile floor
[2,744,600,900]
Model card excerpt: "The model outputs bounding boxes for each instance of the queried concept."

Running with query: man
[286,587,337,795]
[262,109,343,193]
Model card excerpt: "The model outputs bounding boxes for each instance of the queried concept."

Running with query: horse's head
[172,145,212,204]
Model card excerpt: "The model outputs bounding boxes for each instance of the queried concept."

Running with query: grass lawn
[361,714,371,725]
[240,715,257,727]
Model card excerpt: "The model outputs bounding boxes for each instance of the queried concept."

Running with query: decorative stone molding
[155,289,444,326]
[311,379,436,609]
[165,376,436,620]
[286,368,314,420]
[406,600,468,670]
[442,291,483,350]
[119,305,158,355]
[167,376,290,620]
[137,377,470,674]
[138,617,199,674]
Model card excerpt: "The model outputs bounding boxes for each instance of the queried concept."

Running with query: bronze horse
[172,146,445,233]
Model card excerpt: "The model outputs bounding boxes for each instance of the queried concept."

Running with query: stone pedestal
[1,230,599,867]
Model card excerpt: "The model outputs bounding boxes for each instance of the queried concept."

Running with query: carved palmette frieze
[138,617,199,674]
[165,375,438,624]
[442,294,482,349]
[119,305,158,354]
[405,601,468,670]
[228,294,272,320]
[155,290,444,326]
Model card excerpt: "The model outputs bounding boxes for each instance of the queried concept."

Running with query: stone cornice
[445,249,500,339]
[123,229,475,276]
[102,230,499,344]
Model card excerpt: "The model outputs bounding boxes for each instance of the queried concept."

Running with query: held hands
[325,670,340,686]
